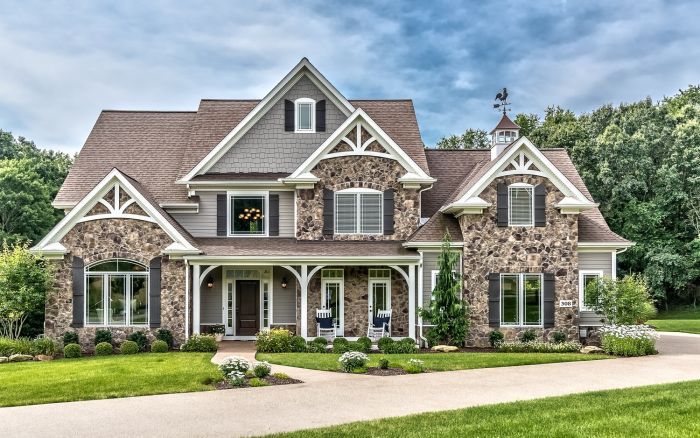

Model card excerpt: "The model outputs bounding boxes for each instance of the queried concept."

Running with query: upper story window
[295,98,315,133]
[335,188,383,235]
[85,259,149,326]
[229,192,267,236]
[496,130,517,143]
[508,184,534,227]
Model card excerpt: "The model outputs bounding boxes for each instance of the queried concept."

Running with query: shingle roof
[407,213,462,243]
[490,114,520,133]
[195,238,416,257]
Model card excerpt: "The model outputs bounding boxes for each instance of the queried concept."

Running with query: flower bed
[497,341,583,353]
[600,325,659,356]
[217,355,302,388]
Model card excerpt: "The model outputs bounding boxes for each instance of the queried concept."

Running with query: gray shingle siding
[208,75,346,174]
[200,267,223,324]
[579,252,613,326]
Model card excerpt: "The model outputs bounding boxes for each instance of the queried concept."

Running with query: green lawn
[0,353,222,407]
[266,380,700,437]
[257,352,609,372]
[648,307,700,334]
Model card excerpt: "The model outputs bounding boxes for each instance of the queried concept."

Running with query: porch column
[300,265,309,338]
[193,264,201,335]
[408,264,416,339]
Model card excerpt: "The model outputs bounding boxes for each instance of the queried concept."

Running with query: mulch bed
[364,367,408,376]
[215,375,303,390]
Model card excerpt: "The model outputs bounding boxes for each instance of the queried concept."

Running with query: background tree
[436,128,490,149]
[419,232,469,346]
[585,275,656,325]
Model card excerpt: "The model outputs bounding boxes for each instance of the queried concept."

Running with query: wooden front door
[236,280,259,336]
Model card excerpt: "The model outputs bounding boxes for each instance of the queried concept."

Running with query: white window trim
[499,273,543,327]
[321,276,344,336]
[227,190,269,237]
[430,269,458,301]
[368,278,391,323]
[294,97,316,133]
[579,270,604,311]
[334,188,383,235]
[84,260,149,327]
[508,183,535,227]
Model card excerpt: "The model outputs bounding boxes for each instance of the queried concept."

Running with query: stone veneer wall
[44,219,187,350]
[460,175,579,347]
[295,156,420,240]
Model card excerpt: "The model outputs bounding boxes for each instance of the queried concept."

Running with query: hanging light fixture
[207,276,214,288]
[281,276,288,288]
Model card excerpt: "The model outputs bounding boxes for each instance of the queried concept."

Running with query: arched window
[85,259,149,326]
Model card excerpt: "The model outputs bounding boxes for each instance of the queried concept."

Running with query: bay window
[85,259,148,326]
[335,189,383,234]
[229,192,267,236]
[500,273,542,326]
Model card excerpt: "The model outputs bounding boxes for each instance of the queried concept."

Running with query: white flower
[219,355,250,375]
[599,325,659,340]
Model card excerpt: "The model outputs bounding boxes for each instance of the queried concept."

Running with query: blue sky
[1,0,698,154]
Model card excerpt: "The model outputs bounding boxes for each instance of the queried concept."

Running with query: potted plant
[211,324,225,342]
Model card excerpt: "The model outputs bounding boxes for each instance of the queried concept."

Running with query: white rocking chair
[316,309,336,341]
[367,309,391,340]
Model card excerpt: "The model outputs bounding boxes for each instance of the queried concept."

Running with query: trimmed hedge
[95,342,113,356]
[127,331,148,352]
[94,330,113,346]
[156,329,174,348]
[120,340,139,355]
[63,331,79,346]
[497,341,582,353]
[151,340,169,353]
[378,338,417,354]
[181,334,218,352]
[63,343,82,358]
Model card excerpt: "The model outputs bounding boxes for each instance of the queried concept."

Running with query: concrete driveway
[2,333,700,438]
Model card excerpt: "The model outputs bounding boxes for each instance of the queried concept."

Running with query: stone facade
[460,175,579,347]
[295,156,420,240]
[45,219,187,350]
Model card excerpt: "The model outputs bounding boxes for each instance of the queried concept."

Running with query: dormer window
[508,183,534,227]
[295,98,315,133]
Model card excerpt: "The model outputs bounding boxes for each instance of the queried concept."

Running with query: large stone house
[32,58,631,348]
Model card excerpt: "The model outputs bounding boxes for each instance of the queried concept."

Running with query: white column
[300,265,308,338]
[408,264,416,339]
[611,251,617,280]
[193,264,201,335]
[184,262,190,340]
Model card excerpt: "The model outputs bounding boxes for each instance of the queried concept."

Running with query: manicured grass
[266,380,700,437]
[257,352,609,372]
[648,307,700,334]
[0,353,222,407]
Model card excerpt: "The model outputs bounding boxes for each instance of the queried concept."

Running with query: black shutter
[316,99,326,132]
[488,273,500,327]
[269,194,279,236]
[535,184,546,227]
[383,188,394,235]
[284,99,294,131]
[323,189,334,237]
[543,273,555,328]
[149,257,162,328]
[216,194,227,236]
[71,256,84,327]
[497,183,508,227]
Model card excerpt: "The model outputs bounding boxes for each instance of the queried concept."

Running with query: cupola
[489,114,520,160]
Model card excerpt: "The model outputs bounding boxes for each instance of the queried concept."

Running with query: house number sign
[559,300,573,308]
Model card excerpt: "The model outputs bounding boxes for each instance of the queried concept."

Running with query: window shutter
[497,183,508,227]
[316,99,326,132]
[269,194,279,236]
[383,188,394,235]
[284,99,294,131]
[216,194,227,236]
[149,257,162,328]
[535,184,546,227]
[488,273,500,327]
[323,189,334,236]
[71,256,84,327]
[543,272,555,328]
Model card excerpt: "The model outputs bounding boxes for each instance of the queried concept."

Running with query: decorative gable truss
[283,108,435,189]
[441,137,597,216]
[31,169,200,259]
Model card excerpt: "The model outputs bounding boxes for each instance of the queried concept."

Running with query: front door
[236,280,259,336]
[368,279,391,321]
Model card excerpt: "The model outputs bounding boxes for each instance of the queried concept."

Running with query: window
[229,193,267,236]
[321,269,343,335]
[430,269,459,301]
[500,273,542,326]
[580,270,603,311]
[496,130,517,143]
[85,259,148,326]
[335,189,383,234]
[295,98,315,132]
[508,184,534,227]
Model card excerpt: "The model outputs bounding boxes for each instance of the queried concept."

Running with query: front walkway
[2,333,700,438]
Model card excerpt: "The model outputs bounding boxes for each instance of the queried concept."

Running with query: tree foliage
[436,128,490,149]
[419,232,469,346]
[585,275,656,325]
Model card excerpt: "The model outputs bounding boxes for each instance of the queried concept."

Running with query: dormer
[490,114,520,160]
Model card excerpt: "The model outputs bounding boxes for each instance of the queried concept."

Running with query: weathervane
[493,87,510,115]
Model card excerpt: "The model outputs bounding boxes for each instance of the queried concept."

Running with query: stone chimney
[490,114,520,160]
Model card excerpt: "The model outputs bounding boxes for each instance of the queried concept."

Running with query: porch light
[281,276,288,289]
[206,276,214,288]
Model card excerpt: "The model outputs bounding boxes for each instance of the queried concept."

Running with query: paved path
[3,333,700,438]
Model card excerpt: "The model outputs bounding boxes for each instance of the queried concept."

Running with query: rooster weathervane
[493,87,510,115]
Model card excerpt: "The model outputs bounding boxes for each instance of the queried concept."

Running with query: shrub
[306,341,326,353]
[357,336,372,351]
[497,341,582,353]
[156,329,174,348]
[63,331,79,346]
[380,338,417,354]
[0,337,32,356]
[290,335,307,352]
[253,361,272,378]
[489,330,504,347]
[600,325,658,357]
[249,377,269,387]
[0,337,13,356]
[378,358,389,369]
[551,331,567,344]
[225,371,246,387]
[377,337,394,353]
[312,337,328,346]
[31,337,56,356]
[127,331,148,352]
[181,334,218,352]
[404,358,425,374]
[255,329,293,353]
[332,337,350,354]
[272,372,290,379]
[63,343,82,358]
[338,351,369,372]
[150,340,169,353]
[120,340,139,354]
[94,329,113,346]
[95,342,113,356]
[346,341,370,354]
[219,356,250,375]
[585,275,656,324]
[518,329,537,343]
